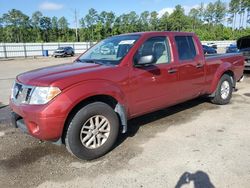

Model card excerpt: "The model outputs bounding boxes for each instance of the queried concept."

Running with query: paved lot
[0,57,250,188]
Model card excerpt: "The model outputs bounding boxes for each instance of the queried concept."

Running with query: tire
[54,55,57,58]
[65,102,119,160]
[210,74,233,105]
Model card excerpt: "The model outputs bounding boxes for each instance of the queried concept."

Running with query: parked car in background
[226,44,239,53]
[237,35,250,70]
[53,47,74,57]
[202,45,217,54]
[206,42,217,49]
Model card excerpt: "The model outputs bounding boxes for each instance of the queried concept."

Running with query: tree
[204,3,215,24]
[83,8,98,41]
[214,0,227,25]
[159,12,169,31]
[127,11,139,32]
[31,11,43,42]
[40,17,52,42]
[112,16,122,35]
[51,16,58,42]
[149,11,159,30]
[2,9,30,42]
[0,16,4,42]
[138,11,150,31]
[189,8,200,30]
[0,3,249,43]
[168,5,188,31]
[197,3,205,22]
[58,16,69,41]
[99,11,115,37]
[229,0,239,29]
[31,11,42,28]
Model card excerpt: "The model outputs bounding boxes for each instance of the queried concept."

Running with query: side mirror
[135,55,155,66]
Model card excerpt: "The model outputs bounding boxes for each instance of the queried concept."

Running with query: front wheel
[65,102,119,160]
[210,74,233,105]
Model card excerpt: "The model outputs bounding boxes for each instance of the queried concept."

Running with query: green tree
[138,11,150,31]
[99,11,115,38]
[31,11,42,27]
[112,16,122,35]
[189,8,200,30]
[83,8,98,41]
[58,16,69,41]
[168,5,188,31]
[204,3,215,24]
[31,11,43,42]
[214,0,227,25]
[149,11,159,30]
[2,9,30,42]
[51,16,58,42]
[40,16,52,42]
[159,12,169,31]
[229,0,239,29]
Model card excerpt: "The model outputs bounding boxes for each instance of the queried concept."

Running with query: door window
[175,36,197,61]
[134,37,170,64]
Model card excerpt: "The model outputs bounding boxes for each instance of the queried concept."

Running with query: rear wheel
[210,74,233,105]
[65,102,119,160]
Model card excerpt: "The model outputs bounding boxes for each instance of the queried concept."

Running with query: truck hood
[17,62,116,89]
[237,36,250,50]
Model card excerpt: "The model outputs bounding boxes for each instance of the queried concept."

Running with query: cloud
[39,1,64,11]
[158,4,202,17]
[158,8,174,17]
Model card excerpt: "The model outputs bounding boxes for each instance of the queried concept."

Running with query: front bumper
[10,100,66,141]
[53,52,65,56]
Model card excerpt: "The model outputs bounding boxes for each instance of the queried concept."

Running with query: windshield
[78,35,140,65]
[57,47,65,50]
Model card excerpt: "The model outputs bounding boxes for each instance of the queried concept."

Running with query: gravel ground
[0,57,250,188]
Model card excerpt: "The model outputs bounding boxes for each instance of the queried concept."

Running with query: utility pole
[74,9,79,42]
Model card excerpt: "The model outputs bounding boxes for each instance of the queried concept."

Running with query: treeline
[0,0,249,43]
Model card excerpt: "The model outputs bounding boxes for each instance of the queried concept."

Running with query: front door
[129,36,179,117]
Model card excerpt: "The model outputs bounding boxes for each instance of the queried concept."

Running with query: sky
[0,0,230,27]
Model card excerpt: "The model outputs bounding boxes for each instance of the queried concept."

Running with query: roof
[118,31,195,36]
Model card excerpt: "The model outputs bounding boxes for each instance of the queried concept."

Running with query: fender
[208,62,234,95]
[58,79,128,132]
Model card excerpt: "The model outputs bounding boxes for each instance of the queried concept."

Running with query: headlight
[29,87,61,105]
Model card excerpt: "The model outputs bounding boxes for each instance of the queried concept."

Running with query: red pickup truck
[10,32,244,160]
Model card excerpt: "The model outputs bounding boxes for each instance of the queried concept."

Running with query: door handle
[196,63,204,68]
[168,68,177,74]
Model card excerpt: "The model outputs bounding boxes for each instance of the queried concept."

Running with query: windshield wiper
[74,59,83,63]
[80,59,104,65]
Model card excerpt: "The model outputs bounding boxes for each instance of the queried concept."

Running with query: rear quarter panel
[205,54,244,94]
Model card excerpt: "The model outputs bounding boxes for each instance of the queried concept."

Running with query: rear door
[174,35,206,101]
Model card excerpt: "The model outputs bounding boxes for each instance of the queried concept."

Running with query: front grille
[12,82,34,104]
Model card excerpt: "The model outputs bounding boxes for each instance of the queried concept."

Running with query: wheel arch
[62,94,127,144]
[209,62,235,94]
